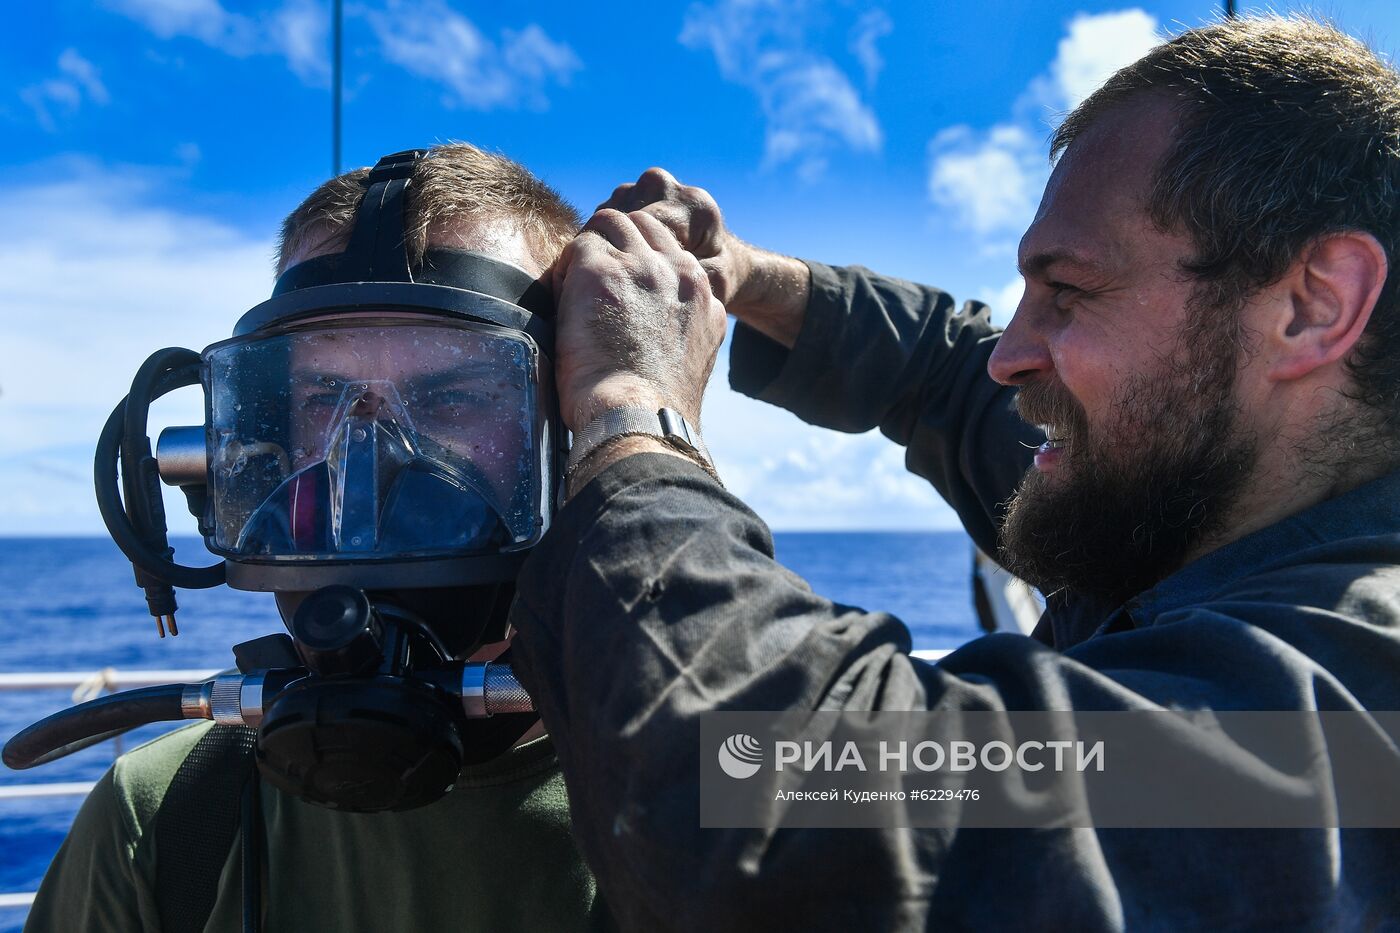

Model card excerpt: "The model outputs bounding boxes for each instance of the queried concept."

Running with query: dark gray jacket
[510,262,1400,932]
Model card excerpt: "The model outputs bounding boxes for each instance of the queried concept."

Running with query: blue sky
[5,0,1400,534]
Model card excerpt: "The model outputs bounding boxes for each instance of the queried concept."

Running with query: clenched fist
[599,168,809,349]
[551,207,728,435]
[599,168,754,309]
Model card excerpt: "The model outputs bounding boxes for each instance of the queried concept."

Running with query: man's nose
[349,389,385,418]
[987,300,1053,387]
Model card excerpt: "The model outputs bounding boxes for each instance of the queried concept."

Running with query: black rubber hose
[123,349,201,535]
[3,684,192,770]
[95,384,225,590]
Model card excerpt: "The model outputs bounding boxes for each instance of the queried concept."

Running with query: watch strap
[566,406,716,480]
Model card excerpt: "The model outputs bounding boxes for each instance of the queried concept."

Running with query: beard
[998,307,1260,607]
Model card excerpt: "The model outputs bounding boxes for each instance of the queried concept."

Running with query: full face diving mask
[4,149,560,813]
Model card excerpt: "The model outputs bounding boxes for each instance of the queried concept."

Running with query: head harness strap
[343,149,428,283]
[271,248,554,320]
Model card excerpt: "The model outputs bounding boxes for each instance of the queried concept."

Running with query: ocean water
[0,532,981,927]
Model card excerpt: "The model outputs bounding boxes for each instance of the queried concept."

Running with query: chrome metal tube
[483,665,533,715]
[209,673,246,725]
[155,425,208,486]
[461,663,487,718]
[459,663,534,718]
[180,682,212,720]
[239,673,265,727]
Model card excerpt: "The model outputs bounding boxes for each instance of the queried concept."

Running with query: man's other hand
[552,208,727,434]
[601,169,809,348]
[599,168,752,307]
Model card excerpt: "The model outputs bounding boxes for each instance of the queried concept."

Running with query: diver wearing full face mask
[9,145,616,933]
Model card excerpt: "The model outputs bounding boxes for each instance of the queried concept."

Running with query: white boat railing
[0,781,96,800]
[0,669,221,692]
[1,651,956,911]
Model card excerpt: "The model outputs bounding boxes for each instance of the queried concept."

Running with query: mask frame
[197,282,560,593]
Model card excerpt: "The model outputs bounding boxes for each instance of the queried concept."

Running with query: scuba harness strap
[153,725,259,933]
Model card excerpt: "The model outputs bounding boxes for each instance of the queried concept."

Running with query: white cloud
[927,8,1161,241]
[110,0,582,105]
[105,0,260,54]
[850,9,893,89]
[680,0,885,179]
[759,56,881,178]
[503,24,583,86]
[927,124,1042,237]
[105,0,330,85]
[20,49,110,132]
[979,276,1025,328]
[364,0,580,110]
[270,0,332,84]
[57,49,111,105]
[0,162,273,535]
[1050,9,1160,112]
[20,84,78,134]
[701,345,959,531]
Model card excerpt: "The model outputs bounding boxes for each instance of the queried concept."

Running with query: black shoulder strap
[153,725,258,933]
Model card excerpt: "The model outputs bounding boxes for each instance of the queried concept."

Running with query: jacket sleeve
[24,768,148,932]
[509,454,1396,933]
[728,262,1040,553]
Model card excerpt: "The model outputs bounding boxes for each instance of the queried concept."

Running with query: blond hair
[276,142,581,275]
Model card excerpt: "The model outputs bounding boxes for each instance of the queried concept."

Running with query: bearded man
[506,14,1400,932]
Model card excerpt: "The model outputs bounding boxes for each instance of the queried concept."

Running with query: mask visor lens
[205,317,543,559]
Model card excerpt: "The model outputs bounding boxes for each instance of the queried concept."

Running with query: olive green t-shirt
[25,722,614,932]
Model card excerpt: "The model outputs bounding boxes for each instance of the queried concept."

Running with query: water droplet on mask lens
[351,536,362,546]
[234,404,242,411]
[352,428,367,442]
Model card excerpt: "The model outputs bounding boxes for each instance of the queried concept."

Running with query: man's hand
[551,208,727,435]
[600,169,809,349]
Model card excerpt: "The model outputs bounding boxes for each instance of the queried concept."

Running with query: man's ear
[1268,231,1387,382]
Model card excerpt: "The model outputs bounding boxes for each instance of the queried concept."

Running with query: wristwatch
[566,406,717,481]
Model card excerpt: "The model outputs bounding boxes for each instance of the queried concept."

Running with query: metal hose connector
[460,663,534,718]
[484,665,533,716]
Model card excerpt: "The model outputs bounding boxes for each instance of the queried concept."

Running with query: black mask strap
[270,248,555,321]
[342,149,427,283]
